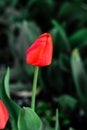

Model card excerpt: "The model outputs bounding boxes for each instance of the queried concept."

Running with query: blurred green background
[0,0,87,130]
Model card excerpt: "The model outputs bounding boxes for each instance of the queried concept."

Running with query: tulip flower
[0,100,9,129]
[26,33,53,66]
[26,33,53,111]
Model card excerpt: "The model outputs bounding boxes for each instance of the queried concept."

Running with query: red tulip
[0,100,9,129]
[26,33,53,66]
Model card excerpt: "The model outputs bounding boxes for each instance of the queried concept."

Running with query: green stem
[55,109,60,130]
[31,66,39,111]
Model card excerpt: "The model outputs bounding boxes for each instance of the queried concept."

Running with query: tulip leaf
[71,49,87,108]
[69,29,87,48]
[0,67,21,130]
[18,107,42,130]
[51,20,70,53]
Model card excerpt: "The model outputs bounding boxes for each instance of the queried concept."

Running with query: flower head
[26,33,53,66]
[0,100,9,129]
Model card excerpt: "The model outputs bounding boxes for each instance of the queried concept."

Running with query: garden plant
[0,0,87,130]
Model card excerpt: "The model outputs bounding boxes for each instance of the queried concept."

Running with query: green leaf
[71,49,87,108]
[0,67,21,130]
[58,2,85,24]
[51,20,70,53]
[57,95,77,113]
[18,107,42,130]
[69,29,87,48]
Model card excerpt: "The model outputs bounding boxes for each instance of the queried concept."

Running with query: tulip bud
[26,33,53,66]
